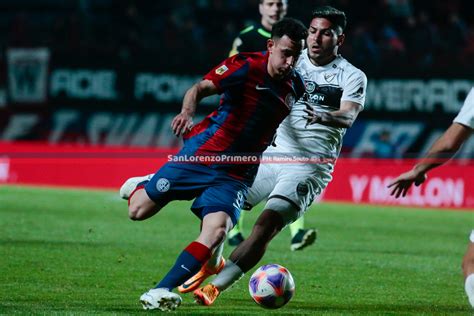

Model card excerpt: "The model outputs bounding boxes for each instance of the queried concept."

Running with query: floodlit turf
[0,185,473,315]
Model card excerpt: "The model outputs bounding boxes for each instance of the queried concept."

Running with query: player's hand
[171,113,193,137]
[302,102,320,127]
[387,169,427,198]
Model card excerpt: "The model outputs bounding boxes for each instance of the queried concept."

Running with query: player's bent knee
[128,205,144,221]
[127,189,160,221]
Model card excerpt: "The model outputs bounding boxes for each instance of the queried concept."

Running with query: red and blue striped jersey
[180,51,305,182]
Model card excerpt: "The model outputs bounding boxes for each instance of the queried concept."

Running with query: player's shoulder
[336,56,367,81]
[239,23,270,40]
[239,24,256,35]
[237,24,259,40]
[234,51,267,64]
[223,51,267,73]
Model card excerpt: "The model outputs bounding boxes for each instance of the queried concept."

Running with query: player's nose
[286,56,295,66]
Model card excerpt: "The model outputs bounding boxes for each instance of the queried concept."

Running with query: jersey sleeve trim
[240,25,255,35]
[257,28,271,38]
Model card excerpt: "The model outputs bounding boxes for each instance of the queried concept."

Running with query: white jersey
[454,87,474,129]
[266,50,367,162]
[245,52,367,223]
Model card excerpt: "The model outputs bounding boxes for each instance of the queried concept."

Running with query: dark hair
[259,0,288,4]
[312,6,347,34]
[271,17,307,43]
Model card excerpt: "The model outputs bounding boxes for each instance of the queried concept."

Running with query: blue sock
[156,241,211,291]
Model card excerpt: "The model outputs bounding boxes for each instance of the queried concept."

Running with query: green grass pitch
[0,185,473,315]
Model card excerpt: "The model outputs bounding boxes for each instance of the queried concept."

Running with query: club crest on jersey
[215,65,229,75]
[305,81,316,93]
[324,73,336,83]
[156,178,170,192]
[285,93,296,109]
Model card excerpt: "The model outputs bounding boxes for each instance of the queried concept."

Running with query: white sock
[212,260,244,291]
[207,242,224,268]
[466,274,474,308]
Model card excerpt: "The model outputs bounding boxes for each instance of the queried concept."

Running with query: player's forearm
[317,110,356,128]
[181,85,200,117]
[413,123,469,175]
[181,81,217,116]
[413,152,454,176]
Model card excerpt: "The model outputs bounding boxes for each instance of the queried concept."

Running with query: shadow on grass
[218,298,470,314]
[2,299,469,315]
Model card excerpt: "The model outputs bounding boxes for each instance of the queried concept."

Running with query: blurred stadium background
[0,0,473,208]
[1,0,474,314]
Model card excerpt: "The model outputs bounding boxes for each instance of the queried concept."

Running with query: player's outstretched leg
[141,211,231,310]
[140,240,212,311]
[178,257,225,293]
[179,231,228,293]
[194,209,284,306]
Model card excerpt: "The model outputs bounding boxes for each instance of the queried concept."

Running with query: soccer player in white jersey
[388,88,474,308]
[190,6,368,305]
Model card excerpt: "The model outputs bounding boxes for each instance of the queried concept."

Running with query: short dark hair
[271,17,307,43]
[259,0,288,4]
[312,6,347,34]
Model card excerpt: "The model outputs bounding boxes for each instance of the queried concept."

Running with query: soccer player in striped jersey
[228,0,317,252]
[192,6,368,306]
[119,18,307,311]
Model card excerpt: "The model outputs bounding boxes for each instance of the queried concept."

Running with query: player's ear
[267,38,275,53]
[336,33,345,46]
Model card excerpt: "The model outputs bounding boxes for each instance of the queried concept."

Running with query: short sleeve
[453,88,474,129]
[341,69,367,107]
[203,54,249,94]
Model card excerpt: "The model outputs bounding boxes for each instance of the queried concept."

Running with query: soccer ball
[248,264,295,309]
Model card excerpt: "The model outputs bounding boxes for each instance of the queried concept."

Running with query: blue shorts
[144,162,248,225]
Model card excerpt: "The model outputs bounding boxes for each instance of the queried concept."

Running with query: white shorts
[246,161,333,225]
[470,230,474,243]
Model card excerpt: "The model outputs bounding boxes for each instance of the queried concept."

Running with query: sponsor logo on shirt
[215,65,229,75]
